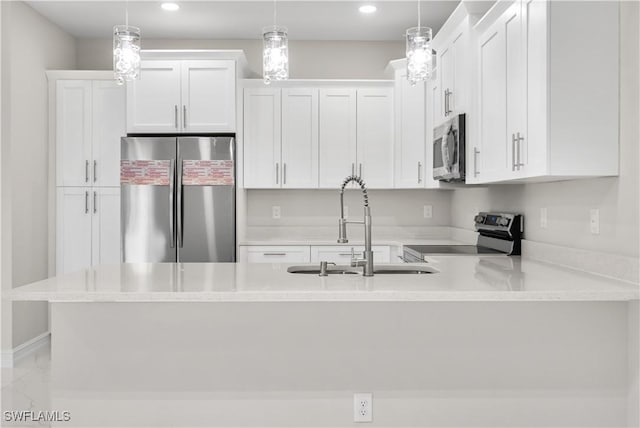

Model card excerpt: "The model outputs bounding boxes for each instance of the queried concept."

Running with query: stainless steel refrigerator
[120,136,235,262]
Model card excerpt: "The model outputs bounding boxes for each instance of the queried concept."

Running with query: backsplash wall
[246,190,451,228]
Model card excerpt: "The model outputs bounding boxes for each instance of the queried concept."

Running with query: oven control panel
[474,212,523,235]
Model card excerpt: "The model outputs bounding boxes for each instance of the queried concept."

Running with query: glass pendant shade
[406,26,433,86]
[113,25,141,85]
[263,25,289,84]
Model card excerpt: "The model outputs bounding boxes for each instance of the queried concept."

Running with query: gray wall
[1,1,77,349]
[77,38,404,79]
[450,1,639,258]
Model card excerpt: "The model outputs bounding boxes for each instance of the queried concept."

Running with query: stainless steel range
[404,212,523,261]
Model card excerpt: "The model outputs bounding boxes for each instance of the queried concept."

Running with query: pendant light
[263,0,289,84]
[113,0,141,85]
[406,0,433,86]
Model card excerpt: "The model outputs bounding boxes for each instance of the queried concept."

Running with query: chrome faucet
[338,175,374,276]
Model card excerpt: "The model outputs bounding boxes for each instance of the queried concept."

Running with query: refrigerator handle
[177,158,184,248]
[169,159,175,248]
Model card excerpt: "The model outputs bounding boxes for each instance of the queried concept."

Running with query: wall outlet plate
[272,206,281,219]
[540,207,548,229]
[423,205,433,219]
[590,208,600,235]
[353,392,372,423]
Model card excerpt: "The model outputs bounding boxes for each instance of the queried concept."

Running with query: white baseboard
[1,331,50,368]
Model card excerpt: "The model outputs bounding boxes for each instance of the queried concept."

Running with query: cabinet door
[505,2,526,177]
[126,60,181,133]
[356,88,394,188]
[318,89,357,188]
[92,81,125,187]
[310,245,391,264]
[92,187,121,266]
[477,16,509,181]
[56,80,92,187]
[239,246,310,263]
[281,88,319,188]
[394,73,426,188]
[181,60,236,133]
[243,88,281,188]
[56,187,93,273]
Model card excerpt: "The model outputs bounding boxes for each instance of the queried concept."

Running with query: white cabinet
[239,246,311,263]
[318,89,357,188]
[127,60,236,133]
[56,187,121,273]
[56,80,125,187]
[472,0,619,183]
[243,88,281,188]
[243,87,319,188]
[281,88,319,188]
[310,245,391,264]
[356,88,394,188]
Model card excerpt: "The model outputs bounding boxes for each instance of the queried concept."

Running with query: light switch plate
[590,208,599,235]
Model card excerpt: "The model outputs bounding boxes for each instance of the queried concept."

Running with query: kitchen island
[7,258,640,427]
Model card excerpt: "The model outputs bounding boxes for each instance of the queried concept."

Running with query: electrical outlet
[272,206,281,219]
[590,208,600,235]
[540,207,548,229]
[353,393,372,423]
[423,205,433,219]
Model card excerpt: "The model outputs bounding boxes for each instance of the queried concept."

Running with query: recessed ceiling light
[359,5,377,14]
[161,3,180,11]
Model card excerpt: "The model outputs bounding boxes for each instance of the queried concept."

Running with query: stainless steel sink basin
[287,264,437,275]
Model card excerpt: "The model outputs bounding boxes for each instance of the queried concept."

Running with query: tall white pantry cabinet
[52,76,124,274]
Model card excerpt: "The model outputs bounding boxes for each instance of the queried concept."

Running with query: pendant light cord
[273,0,277,26]
[417,0,421,28]
[125,0,129,27]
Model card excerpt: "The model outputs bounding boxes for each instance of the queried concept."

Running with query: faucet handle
[319,261,336,276]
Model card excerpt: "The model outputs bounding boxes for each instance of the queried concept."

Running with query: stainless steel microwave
[433,113,465,182]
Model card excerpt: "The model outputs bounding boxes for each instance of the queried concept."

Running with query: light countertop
[7,257,639,302]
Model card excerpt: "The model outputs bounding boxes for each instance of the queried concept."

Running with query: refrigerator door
[121,137,177,262]
[178,137,236,262]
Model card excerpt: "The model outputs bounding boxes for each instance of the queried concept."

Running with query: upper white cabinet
[318,89,357,187]
[56,80,125,187]
[318,87,393,188]
[127,59,236,133]
[243,87,319,188]
[470,0,619,183]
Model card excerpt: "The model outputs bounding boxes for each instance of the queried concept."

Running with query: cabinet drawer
[239,246,310,263]
[310,245,391,264]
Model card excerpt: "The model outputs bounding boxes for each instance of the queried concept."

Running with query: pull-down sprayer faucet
[337,175,374,276]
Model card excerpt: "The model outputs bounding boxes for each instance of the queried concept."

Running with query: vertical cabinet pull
[516,132,525,168]
[93,160,97,183]
[283,163,287,185]
[275,163,279,185]
[511,134,516,171]
[93,191,97,214]
[418,161,422,183]
[174,105,178,129]
[473,148,480,177]
[84,191,89,214]
[85,160,89,183]
[183,106,187,129]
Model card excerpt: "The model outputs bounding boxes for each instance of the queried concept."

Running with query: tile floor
[1,345,52,427]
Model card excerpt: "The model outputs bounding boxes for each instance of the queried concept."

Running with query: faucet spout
[337,175,374,276]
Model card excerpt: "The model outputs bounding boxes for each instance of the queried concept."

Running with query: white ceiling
[25,1,475,41]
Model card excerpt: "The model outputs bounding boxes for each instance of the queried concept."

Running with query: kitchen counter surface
[8,257,639,302]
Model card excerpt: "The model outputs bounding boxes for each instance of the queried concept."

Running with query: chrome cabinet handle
[174,105,178,129]
[511,134,516,171]
[445,89,449,116]
[177,159,184,248]
[516,132,525,168]
[263,253,286,256]
[359,163,362,178]
[169,159,175,248]
[84,191,89,214]
[283,163,287,185]
[85,160,89,183]
[275,163,279,185]
[418,161,422,183]
[473,148,480,177]
[93,160,97,183]
[183,106,187,129]
[339,253,355,256]
[93,191,97,214]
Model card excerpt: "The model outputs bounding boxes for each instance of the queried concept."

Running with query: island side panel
[51,301,628,427]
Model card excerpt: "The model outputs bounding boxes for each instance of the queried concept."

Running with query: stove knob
[474,215,485,224]
[498,217,510,226]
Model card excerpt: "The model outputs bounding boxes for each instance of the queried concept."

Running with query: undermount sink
[286,264,437,275]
